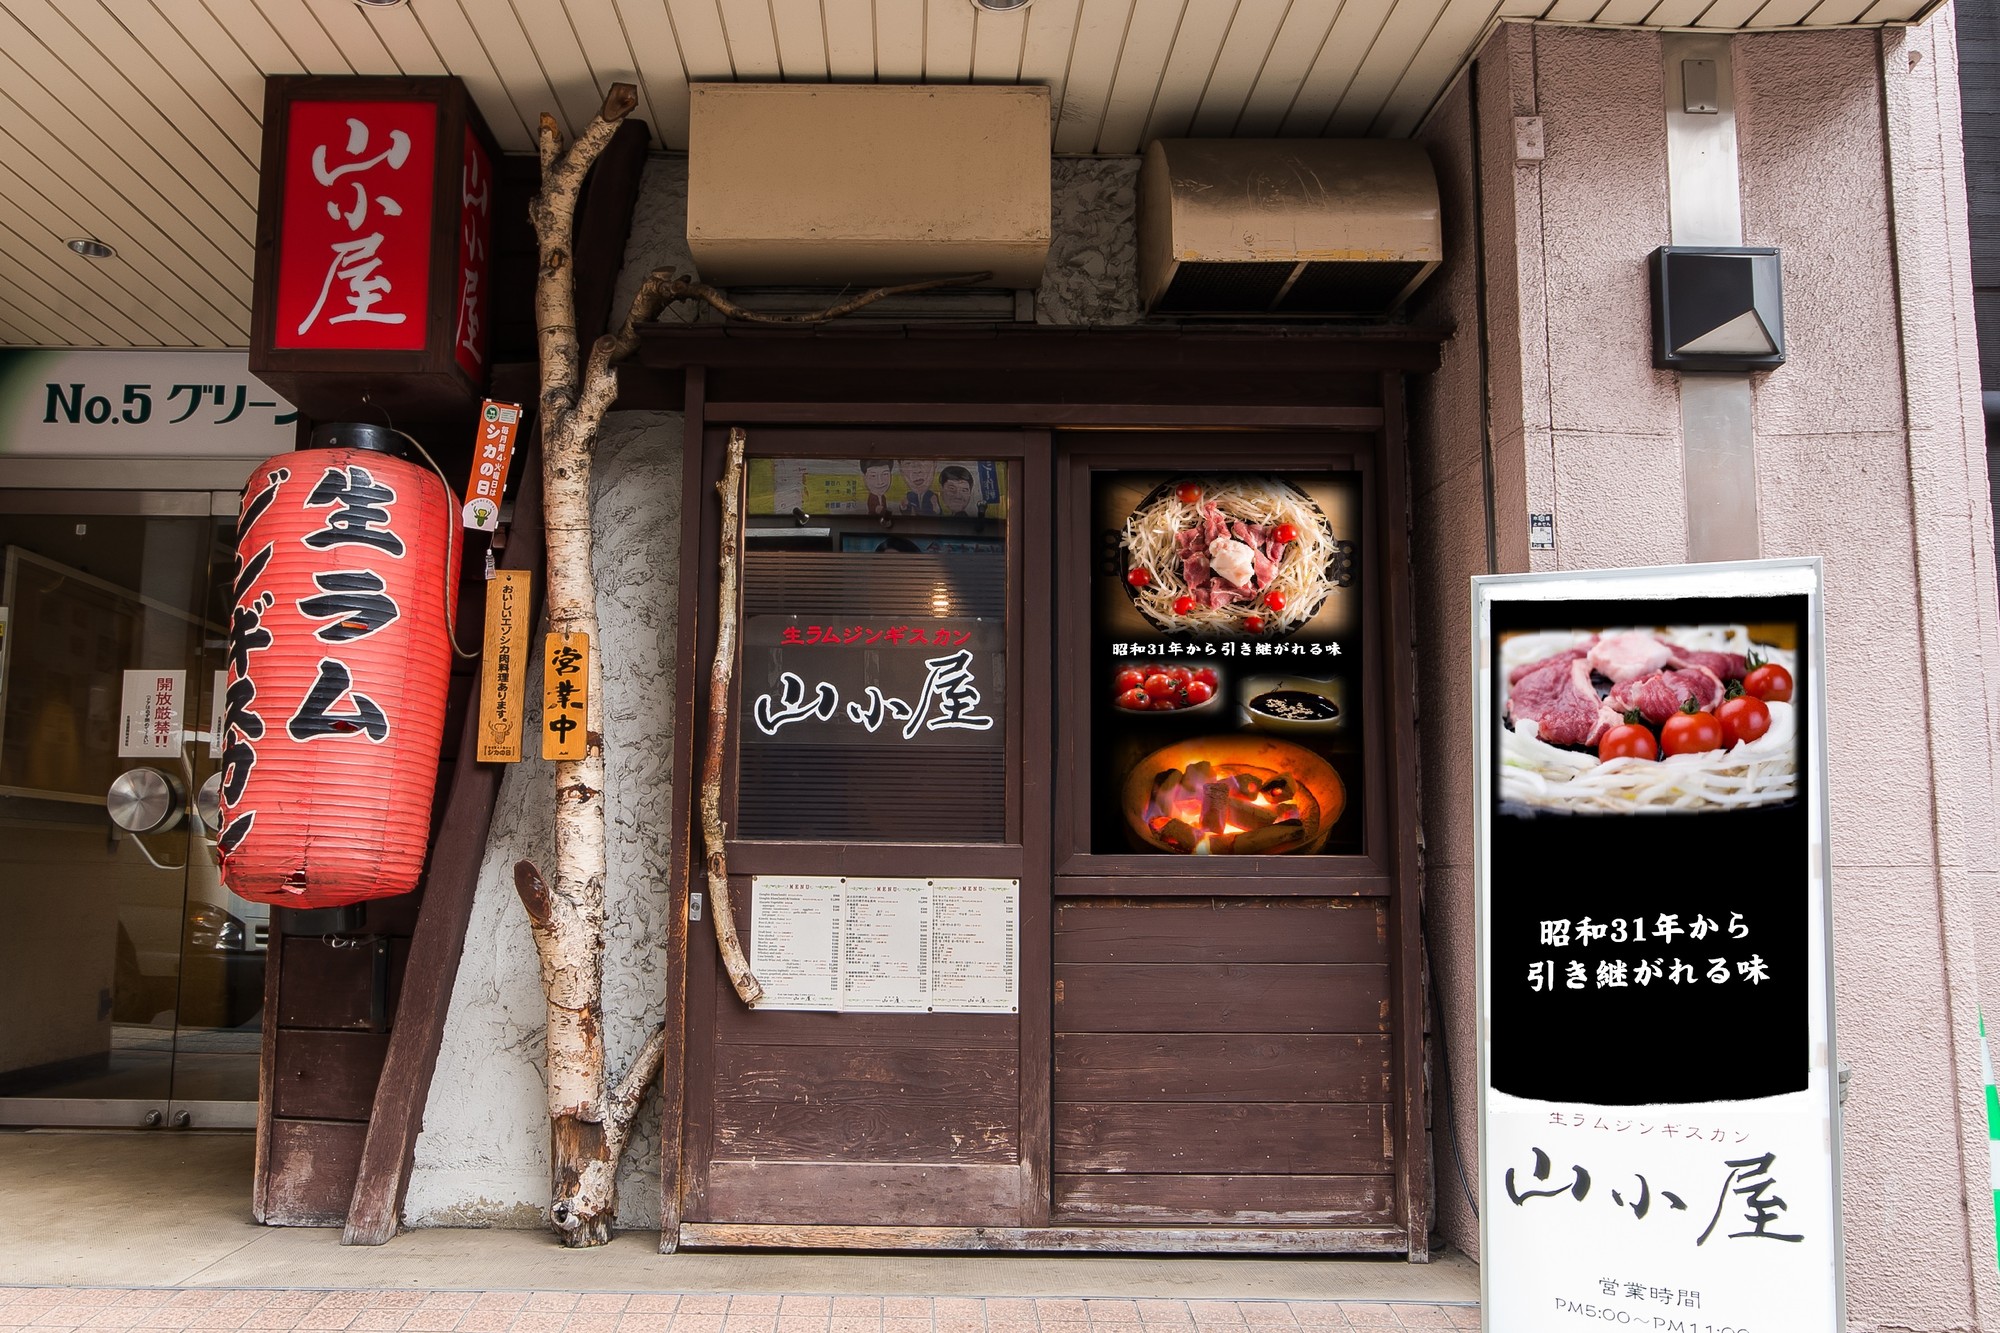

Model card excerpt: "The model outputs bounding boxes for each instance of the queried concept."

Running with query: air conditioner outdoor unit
[1138,139,1442,318]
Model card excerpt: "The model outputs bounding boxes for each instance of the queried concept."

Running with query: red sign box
[272,99,437,352]
[453,126,493,379]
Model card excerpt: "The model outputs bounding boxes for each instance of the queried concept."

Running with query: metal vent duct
[1138,140,1443,318]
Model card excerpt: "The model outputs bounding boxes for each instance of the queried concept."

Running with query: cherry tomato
[1598,723,1657,762]
[1243,615,1265,633]
[1272,523,1299,545]
[1661,709,1724,756]
[1185,680,1216,706]
[1175,481,1204,505]
[1173,594,1196,616]
[1718,695,1772,747]
[1744,662,1793,703]
[1115,689,1151,710]
[1126,567,1152,589]
[1263,589,1287,613]
[1143,673,1178,700]
[1167,666,1193,686]
[1192,667,1219,688]
[1153,694,1182,711]
[1113,668,1144,694]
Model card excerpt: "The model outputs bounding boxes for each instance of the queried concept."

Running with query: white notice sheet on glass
[747,877,843,1010]
[930,879,1019,1013]
[840,880,931,1011]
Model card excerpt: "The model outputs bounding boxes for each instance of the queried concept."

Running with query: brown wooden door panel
[1054,1033,1392,1102]
[1053,963,1391,1033]
[1052,1102,1391,1175]
[259,1119,367,1226]
[712,1044,1019,1163]
[274,937,407,1029]
[705,1161,1022,1227]
[270,1030,390,1122]
[1054,898,1388,964]
[1052,1172,1396,1226]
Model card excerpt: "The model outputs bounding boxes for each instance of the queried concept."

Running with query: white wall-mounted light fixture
[355,0,410,8]
[970,0,1031,10]
[66,238,115,259]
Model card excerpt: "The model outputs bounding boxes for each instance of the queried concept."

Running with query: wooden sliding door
[678,429,1053,1237]
[1049,432,1423,1253]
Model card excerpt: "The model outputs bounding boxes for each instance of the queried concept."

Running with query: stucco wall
[1414,17,2000,1327]
[407,152,1143,1229]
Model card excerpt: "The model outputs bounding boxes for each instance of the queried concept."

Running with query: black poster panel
[1488,594,1810,1105]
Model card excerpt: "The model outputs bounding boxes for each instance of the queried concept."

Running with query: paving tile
[523,1299,579,1317]
[824,1304,880,1328]
[623,1300,678,1318]
[506,1315,570,1333]
[1386,1311,1455,1331]
[343,1314,407,1333]
[719,1317,775,1333]
[1326,1312,1397,1331]
[825,1303,878,1322]
[1442,1313,1480,1332]
[673,1302,727,1320]
[934,1315,982,1333]
[878,1301,930,1321]
[1234,1309,1293,1329]
[664,1314,725,1333]
[1036,1302,1088,1324]
[1183,1306,1243,1327]
[567,1316,626,1333]
[614,1316,668,1333]
[768,1304,824,1328]
[1039,1322,1092,1333]
[879,1318,930,1333]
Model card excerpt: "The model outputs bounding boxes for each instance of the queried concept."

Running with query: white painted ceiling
[0,0,1936,350]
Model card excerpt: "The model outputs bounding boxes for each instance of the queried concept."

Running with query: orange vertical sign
[476,569,530,762]
[462,400,522,531]
[541,631,589,761]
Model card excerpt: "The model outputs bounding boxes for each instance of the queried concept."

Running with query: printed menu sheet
[748,876,1018,1013]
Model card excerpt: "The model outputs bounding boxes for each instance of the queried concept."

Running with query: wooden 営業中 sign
[476,569,530,762]
[541,631,589,761]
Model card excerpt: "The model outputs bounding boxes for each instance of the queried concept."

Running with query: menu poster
[746,877,844,1010]
[841,879,931,1010]
[931,881,1019,1013]
[747,876,1019,1014]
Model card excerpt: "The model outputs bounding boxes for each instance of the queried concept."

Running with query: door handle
[106,767,186,835]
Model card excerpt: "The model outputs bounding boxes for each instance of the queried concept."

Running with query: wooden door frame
[652,328,1437,1257]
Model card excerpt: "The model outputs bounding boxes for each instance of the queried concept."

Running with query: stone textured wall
[1414,18,2000,1326]
[407,151,1143,1230]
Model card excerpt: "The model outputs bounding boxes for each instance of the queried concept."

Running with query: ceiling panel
[0,0,1938,349]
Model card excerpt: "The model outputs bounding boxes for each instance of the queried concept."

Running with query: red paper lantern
[218,423,461,907]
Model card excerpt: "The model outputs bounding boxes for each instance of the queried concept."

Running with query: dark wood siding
[1049,898,1398,1227]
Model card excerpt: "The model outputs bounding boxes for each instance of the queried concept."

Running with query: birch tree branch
[702,428,762,1007]
[531,84,640,418]
[663,271,992,325]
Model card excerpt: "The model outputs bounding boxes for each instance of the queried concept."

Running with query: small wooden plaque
[541,631,589,761]
[475,569,530,762]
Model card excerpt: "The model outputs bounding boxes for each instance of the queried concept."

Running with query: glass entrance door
[0,489,263,1129]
